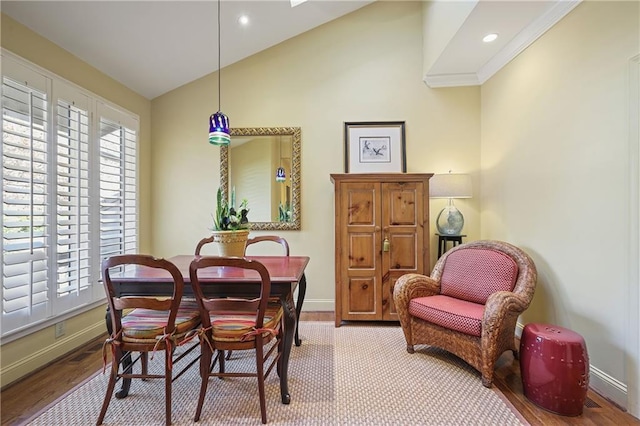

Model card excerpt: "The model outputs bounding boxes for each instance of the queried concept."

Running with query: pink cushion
[208,301,283,342]
[121,300,201,341]
[409,295,484,337]
[440,248,518,304]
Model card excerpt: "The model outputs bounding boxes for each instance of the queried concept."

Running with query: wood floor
[2,313,639,426]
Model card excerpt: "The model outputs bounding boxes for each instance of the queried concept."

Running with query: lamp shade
[429,173,472,199]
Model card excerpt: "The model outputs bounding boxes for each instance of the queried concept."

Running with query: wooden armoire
[330,173,432,326]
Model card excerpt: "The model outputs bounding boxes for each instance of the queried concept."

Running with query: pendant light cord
[217,0,221,112]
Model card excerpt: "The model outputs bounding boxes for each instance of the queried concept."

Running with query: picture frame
[344,121,406,173]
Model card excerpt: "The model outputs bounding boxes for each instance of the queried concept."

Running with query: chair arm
[394,274,441,350]
[482,290,530,333]
[393,274,440,305]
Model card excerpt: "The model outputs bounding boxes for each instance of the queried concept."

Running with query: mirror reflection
[220,127,301,231]
[231,134,292,222]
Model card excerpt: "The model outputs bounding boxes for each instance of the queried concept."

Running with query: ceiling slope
[1,0,374,99]
[424,0,582,88]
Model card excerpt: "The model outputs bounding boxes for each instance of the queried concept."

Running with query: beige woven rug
[26,322,527,425]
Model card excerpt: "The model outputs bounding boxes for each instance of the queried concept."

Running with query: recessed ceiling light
[238,15,249,26]
[483,33,499,43]
[290,0,308,7]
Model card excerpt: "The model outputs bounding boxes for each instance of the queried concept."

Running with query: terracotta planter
[210,229,250,257]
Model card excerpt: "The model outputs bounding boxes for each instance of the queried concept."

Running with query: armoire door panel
[348,234,376,269]
[344,277,378,319]
[345,185,378,226]
[387,188,418,226]
[388,234,418,270]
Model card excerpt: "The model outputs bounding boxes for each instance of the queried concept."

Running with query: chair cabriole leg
[256,339,267,424]
[165,347,172,426]
[142,351,148,379]
[97,347,121,425]
[195,344,212,422]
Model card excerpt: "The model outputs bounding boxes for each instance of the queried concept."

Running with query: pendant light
[208,0,230,145]
[275,136,286,182]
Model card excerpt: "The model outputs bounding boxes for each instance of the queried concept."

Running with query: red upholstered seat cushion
[121,300,201,341]
[409,295,484,337]
[440,248,518,304]
[208,301,283,342]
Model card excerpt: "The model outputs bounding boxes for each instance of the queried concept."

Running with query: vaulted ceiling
[2,1,580,99]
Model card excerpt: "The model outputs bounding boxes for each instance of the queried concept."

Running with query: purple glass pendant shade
[209,111,230,145]
[209,0,230,146]
[276,166,286,182]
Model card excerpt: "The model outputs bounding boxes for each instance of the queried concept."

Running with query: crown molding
[423,72,480,88]
[477,0,582,84]
[424,0,583,88]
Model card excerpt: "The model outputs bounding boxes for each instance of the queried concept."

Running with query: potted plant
[211,187,250,256]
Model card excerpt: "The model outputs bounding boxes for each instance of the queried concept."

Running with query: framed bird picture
[344,121,406,173]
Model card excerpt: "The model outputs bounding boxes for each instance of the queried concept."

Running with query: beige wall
[422,0,477,76]
[0,14,152,387]
[150,1,481,312]
[481,0,639,409]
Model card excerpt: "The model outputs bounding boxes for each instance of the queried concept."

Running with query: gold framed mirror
[220,127,301,230]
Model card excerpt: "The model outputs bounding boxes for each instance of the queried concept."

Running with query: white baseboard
[589,365,628,409]
[300,298,334,312]
[516,322,628,409]
[0,320,105,388]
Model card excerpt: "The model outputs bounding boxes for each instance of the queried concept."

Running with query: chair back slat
[113,297,173,311]
[204,298,260,312]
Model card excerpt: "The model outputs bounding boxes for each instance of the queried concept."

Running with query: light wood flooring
[2,313,639,426]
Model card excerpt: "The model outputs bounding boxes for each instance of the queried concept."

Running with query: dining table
[105,254,310,405]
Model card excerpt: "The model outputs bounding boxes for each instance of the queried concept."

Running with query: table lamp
[429,172,472,235]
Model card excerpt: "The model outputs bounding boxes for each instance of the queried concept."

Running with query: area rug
[26,322,527,425]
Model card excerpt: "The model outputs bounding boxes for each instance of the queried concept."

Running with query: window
[1,52,139,338]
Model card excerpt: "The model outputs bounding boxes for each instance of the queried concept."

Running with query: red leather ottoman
[519,323,589,416]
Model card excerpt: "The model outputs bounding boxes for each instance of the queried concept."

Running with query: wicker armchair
[393,240,537,387]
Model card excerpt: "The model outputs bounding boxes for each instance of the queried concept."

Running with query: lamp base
[436,205,464,235]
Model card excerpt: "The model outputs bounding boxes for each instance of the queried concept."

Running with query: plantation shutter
[98,102,137,260]
[1,62,51,332]
[2,53,139,338]
[52,84,92,312]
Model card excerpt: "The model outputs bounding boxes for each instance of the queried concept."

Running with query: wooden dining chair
[196,234,290,256]
[189,256,284,424]
[247,235,306,344]
[222,235,292,361]
[98,255,201,426]
[196,233,304,356]
[244,235,290,256]
[194,235,215,255]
